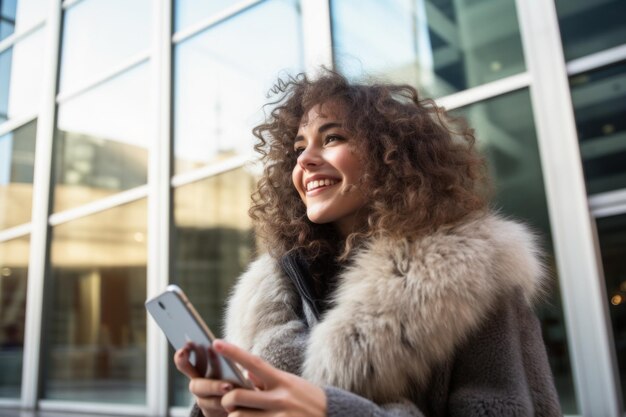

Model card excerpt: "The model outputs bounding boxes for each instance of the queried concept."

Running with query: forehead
[298,101,346,131]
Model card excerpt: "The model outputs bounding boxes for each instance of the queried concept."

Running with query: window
[0,121,36,230]
[43,200,148,404]
[171,168,256,405]
[58,0,151,93]
[0,235,30,399]
[173,0,303,175]
[555,0,626,62]
[331,0,525,97]
[570,61,626,195]
[53,64,150,212]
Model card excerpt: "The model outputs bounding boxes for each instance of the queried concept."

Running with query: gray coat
[191,212,561,416]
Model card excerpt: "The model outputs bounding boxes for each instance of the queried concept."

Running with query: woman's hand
[213,339,327,417]
[174,343,230,417]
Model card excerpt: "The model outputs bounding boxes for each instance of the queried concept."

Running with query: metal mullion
[592,202,626,219]
[590,189,626,219]
[146,0,172,414]
[435,72,531,111]
[0,399,20,407]
[171,154,250,188]
[172,0,264,45]
[567,44,626,76]
[0,114,38,137]
[48,185,149,227]
[516,0,622,415]
[301,0,333,72]
[20,0,62,409]
[170,406,190,417]
[0,19,45,54]
[61,0,86,10]
[0,223,31,243]
[38,399,148,415]
[56,51,150,104]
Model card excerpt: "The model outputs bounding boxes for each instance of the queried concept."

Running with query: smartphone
[145,284,253,388]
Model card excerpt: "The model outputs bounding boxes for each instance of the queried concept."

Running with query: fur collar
[224,213,545,403]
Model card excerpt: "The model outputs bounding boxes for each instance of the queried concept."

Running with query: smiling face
[292,103,368,237]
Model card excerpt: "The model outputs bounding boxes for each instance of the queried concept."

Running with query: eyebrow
[294,122,343,142]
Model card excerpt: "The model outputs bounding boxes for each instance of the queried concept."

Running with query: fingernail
[221,383,233,393]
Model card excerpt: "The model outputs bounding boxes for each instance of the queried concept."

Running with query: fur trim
[224,255,300,350]
[225,213,545,403]
[224,255,307,374]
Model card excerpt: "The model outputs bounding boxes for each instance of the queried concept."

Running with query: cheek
[292,166,304,196]
[334,151,363,181]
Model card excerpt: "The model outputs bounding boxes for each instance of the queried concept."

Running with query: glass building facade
[0,0,624,415]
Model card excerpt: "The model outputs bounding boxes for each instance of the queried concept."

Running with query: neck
[334,210,367,238]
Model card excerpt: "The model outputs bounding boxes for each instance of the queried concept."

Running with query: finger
[174,345,200,379]
[189,378,234,398]
[246,371,265,390]
[196,396,225,412]
[227,409,265,417]
[190,343,209,377]
[212,340,280,387]
[207,346,223,379]
[221,388,280,413]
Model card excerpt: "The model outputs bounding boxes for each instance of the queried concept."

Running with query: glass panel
[570,62,626,195]
[1,0,47,41]
[555,0,626,62]
[59,0,151,93]
[173,0,303,175]
[171,168,256,405]
[43,199,147,404]
[453,89,577,413]
[0,235,29,398]
[0,28,45,124]
[0,120,36,230]
[174,0,240,33]
[597,213,626,406]
[331,0,525,97]
[53,64,150,213]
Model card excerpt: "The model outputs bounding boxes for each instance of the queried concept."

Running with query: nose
[297,145,323,169]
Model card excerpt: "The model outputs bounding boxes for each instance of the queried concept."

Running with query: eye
[294,146,305,157]
[324,134,344,145]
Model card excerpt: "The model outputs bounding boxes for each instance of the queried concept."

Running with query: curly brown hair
[250,69,491,262]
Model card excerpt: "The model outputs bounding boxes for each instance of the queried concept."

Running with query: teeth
[307,179,337,191]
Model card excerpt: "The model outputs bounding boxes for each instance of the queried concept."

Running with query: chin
[307,216,331,225]
[306,211,334,225]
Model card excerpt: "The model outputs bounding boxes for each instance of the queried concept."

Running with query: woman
[175,70,562,416]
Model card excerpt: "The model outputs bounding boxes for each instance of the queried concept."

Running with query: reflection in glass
[175,0,239,33]
[0,120,36,230]
[570,62,626,195]
[58,0,151,93]
[0,28,45,124]
[53,64,150,213]
[174,0,303,175]
[43,200,147,404]
[0,0,47,41]
[172,168,256,405]
[597,213,626,406]
[331,0,525,97]
[453,90,577,413]
[555,0,626,62]
[0,236,29,398]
